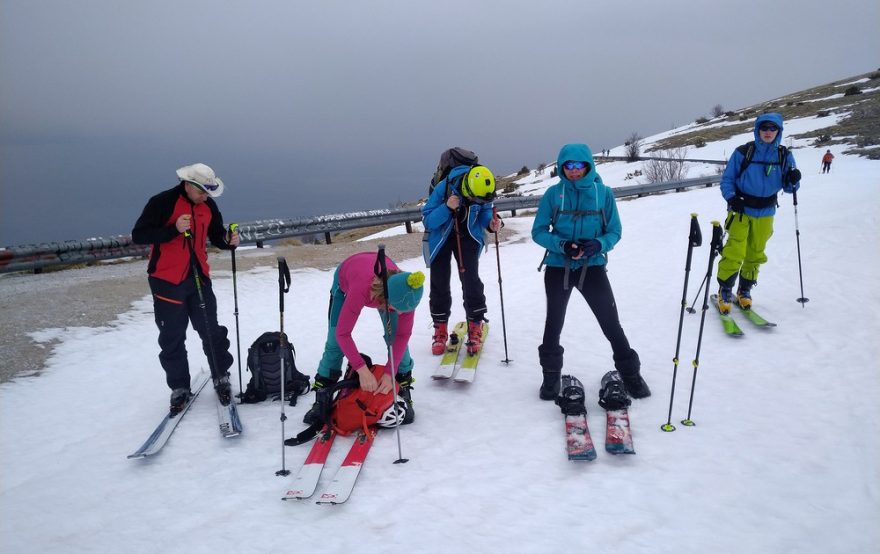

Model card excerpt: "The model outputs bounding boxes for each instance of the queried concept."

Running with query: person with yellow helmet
[422,154,500,357]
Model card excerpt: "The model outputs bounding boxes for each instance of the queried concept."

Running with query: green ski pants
[717,211,775,286]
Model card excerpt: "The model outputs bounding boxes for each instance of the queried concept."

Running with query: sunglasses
[759,125,779,132]
[189,180,220,192]
[563,161,588,171]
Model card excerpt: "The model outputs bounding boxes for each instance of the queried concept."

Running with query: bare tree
[624,132,642,162]
[711,104,725,117]
[643,147,690,183]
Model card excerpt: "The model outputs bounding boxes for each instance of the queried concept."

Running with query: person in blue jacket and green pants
[531,143,649,402]
[716,112,801,313]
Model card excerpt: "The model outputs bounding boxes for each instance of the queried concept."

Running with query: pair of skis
[560,373,635,461]
[709,295,777,337]
[431,321,489,383]
[282,427,376,504]
[127,371,243,459]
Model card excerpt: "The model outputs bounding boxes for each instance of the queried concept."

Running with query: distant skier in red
[821,150,834,174]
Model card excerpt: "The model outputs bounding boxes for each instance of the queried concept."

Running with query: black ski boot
[556,375,587,415]
[538,344,564,400]
[540,372,561,400]
[614,350,651,399]
[214,374,232,406]
[302,372,340,425]
[169,387,192,415]
[396,372,416,425]
[598,371,632,410]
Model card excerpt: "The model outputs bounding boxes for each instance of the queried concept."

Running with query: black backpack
[429,147,479,196]
[240,332,310,404]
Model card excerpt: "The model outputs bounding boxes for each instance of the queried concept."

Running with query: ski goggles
[758,124,779,132]
[188,180,220,193]
[562,161,588,171]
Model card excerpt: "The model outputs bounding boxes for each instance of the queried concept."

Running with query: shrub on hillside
[817,110,830,118]
[644,148,689,183]
[814,134,831,145]
[843,86,862,96]
[695,116,709,124]
[517,165,530,176]
[711,104,725,117]
[624,132,642,162]
[694,137,707,148]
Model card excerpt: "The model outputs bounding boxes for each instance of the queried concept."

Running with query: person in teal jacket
[717,112,801,313]
[422,163,500,356]
[531,143,649,402]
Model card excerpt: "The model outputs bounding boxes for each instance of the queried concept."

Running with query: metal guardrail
[0,174,721,274]
[596,155,728,165]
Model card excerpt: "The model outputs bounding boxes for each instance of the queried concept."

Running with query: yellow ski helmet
[462,166,496,203]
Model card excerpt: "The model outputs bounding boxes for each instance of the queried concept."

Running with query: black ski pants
[539,265,632,372]
[149,273,233,390]
[429,231,487,323]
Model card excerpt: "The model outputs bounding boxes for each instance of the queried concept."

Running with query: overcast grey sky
[1,0,877,245]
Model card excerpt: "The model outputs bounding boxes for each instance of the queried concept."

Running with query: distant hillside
[647,70,880,159]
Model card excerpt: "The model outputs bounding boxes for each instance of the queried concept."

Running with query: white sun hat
[176,163,225,198]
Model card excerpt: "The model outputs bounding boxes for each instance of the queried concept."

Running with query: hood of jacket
[753,112,784,150]
[556,143,600,191]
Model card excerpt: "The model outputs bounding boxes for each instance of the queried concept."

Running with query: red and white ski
[315,429,376,505]
[282,427,337,500]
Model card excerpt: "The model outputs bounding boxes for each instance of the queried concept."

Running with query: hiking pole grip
[277,256,291,312]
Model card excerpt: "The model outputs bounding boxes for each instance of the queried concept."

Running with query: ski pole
[685,274,707,314]
[662,214,701,433]
[373,244,408,464]
[492,207,511,364]
[228,223,243,402]
[183,232,223,386]
[452,208,465,274]
[275,256,292,476]
[792,190,809,307]
[681,221,723,427]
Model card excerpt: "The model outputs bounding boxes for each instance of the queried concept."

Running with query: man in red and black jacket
[132,163,240,413]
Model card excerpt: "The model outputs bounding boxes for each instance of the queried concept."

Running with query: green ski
[431,321,467,379]
[710,294,744,337]
[735,304,777,328]
[454,322,489,383]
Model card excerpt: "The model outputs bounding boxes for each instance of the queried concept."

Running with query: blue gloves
[561,241,583,258]
[560,239,601,258]
[581,239,601,257]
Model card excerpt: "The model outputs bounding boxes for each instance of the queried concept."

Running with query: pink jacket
[335,253,414,374]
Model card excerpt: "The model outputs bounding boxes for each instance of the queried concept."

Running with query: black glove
[561,240,584,258]
[581,239,601,258]
[727,196,745,213]
[786,168,802,185]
